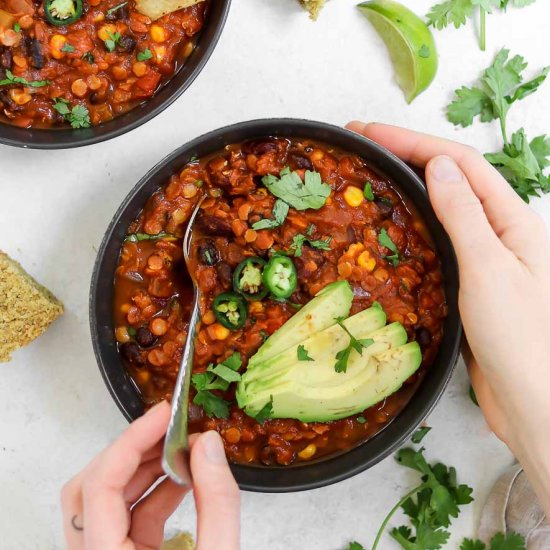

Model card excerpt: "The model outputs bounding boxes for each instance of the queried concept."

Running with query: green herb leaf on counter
[448,49,550,202]
[125,232,176,242]
[52,98,91,129]
[411,426,432,444]
[346,543,365,550]
[252,396,273,424]
[334,318,374,373]
[252,199,289,230]
[461,531,526,550]
[0,70,50,88]
[137,48,153,62]
[378,228,400,266]
[297,344,314,361]
[61,43,75,53]
[262,167,331,211]
[363,182,375,200]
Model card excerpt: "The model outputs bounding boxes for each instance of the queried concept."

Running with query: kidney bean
[120,342,145,366]
[135,326,157,348]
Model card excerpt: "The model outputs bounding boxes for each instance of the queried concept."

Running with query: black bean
[89,91,106,105]
[30,39,45,69]
[135,327,157,348]
[120,342,145,365]
[288,153,313,170]
[106,2,130,20]
[0,90,17,110]
[242,139,278,156]
[198,239,219,266]
[374,197,393,218]
[416,327,432,349]
[216,262,233,289]
[195,214,233,237]
[117,34,136,53]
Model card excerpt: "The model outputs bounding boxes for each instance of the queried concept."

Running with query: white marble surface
[1,0,549,548]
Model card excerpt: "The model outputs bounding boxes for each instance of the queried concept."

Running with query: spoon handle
[162,291,201,487]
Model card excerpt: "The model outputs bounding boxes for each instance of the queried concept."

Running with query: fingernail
[202,431,227,464]
[429,156,463,184]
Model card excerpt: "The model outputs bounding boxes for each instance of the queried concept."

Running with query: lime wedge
[358,0,438,103]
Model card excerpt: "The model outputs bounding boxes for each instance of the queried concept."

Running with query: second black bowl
[90,118,461,492]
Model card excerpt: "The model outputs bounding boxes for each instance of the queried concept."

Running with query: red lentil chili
[0,0,207,128]
[113,137,448,466]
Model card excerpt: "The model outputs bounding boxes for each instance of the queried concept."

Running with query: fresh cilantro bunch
[53,98,91,129]
[370,427,474,550]
[447,49,550,202]
[427,0,536,50]
[461,532,526,550]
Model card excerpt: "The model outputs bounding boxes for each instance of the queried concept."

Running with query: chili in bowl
[90,119,461,492]
[0,0,230,148]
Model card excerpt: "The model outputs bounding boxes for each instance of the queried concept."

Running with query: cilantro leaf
[220,351,242,371]
[61,43,75,53]
[427,0,474,30]
[356,416,367,424]
[363,182,375,200]
[104,31,121,52]
[333,318,374,373]
[411,426,432,444]
[290,232,332,256]
[378,228,400,266]
[193,390,230,419]
[447,86,493,127]
[52,98,91,129]
[261,167,331,211]
[251,396,273,424]
[490,532,525,550]
[297,344,314,361]
[346,543,365,550]
[137,48,153,62]
[13,22,20,32]
[82,51,95,64]
[0,69,50,88]
[125,231,175,242]
[252,199,289,230]
[461,539,486,550]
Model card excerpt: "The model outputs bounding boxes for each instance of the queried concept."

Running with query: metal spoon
[162,198,204,487]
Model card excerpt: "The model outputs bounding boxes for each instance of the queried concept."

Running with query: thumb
[426,155,504,265]
[191,431,240,550]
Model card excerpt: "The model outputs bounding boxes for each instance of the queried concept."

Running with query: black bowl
[0,1,231,150]
[90,118,461,492]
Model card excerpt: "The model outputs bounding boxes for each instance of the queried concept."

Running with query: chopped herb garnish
[106,1,127,16]
[61,43,75,53]
[356,416,367,424]
[290,233,331,257]
[252,199,289,230]
[378,228,400,266]
[261,167,331,211]
[363,182,375,200]
[411,426,431,444]
[125,232,176,242]
[13,23,21,32]
[194,179,204,188]
[259,330,269,342]
[0,70,50,88]
[193,390,230,419]
[52,98,90,129]
[82,51,95,64]
[137,48,153,62]
[305,223,315,236]
[104,30,121,52]
[251,396,274,424]
[334,318,374,373]
[297,344,314,362]
[127,326,137,337]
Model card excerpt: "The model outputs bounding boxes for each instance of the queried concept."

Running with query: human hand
[347,122,550,513]
[61,401,240,550]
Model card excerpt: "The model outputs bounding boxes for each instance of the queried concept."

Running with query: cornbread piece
[299,0,326,20]
[0,252,64,362]
[161,532,195,550]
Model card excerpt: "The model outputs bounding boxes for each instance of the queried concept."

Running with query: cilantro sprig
[334,318,374,373]
[448,49,550,201]
[461,532,526,550]
[104,30,122,52]
[52,98,91,129]
[290,231,332,257]
[191,352,242,419]
[0,70,50,88]
[252,199,289,230]
[427,0,536,51]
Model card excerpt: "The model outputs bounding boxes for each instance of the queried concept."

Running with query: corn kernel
[249,301,264,314]
[150,24,166,42]
[97,24,117,42]
[310,149,324,162]
[208,323,230,341]
[357,251,377,272]
[298,444,317,460]
[132,61,148,77]
[343,185,364,207]
[50,34,67,59]
[93,13,105,23]
[202,310,216,325]
[115,326,130,343]
[182,41,194,57]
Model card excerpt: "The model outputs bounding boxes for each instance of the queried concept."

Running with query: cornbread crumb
[161,532,195,550]
[0,251,64,362]
[299,0,326,20]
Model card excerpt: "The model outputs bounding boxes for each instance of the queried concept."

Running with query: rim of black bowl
[90,118,462,493]
[0,0,231,150]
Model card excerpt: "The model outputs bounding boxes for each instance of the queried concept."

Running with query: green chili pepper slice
[212,292,248,330]
[263,255,297,299]
[45,0,83,26]
[232,257,268,300]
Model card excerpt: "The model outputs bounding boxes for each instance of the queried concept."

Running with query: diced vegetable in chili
[263,255,297,299]
[212,292,248,330]
[233,257,268,300]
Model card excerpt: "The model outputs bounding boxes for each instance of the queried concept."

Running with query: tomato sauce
[113,137,448,466]
[0,0,207,128]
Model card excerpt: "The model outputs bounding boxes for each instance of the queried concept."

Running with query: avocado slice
[248,280,353,368]
[240,320,404,396]
[242,305,387,386]
[242,342,422,422]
